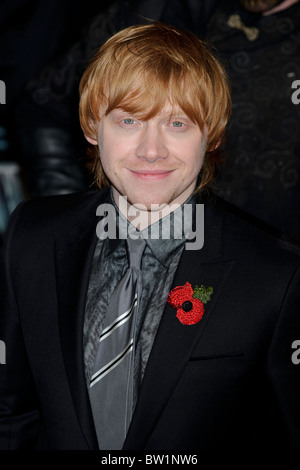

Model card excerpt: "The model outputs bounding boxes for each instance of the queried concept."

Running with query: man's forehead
[109,102,187,118]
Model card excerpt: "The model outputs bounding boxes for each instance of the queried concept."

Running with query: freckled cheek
[99,143,123,175]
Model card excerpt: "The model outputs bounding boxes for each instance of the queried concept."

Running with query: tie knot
[126,237,146,270]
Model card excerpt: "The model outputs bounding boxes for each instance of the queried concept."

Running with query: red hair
[79,22,231,190]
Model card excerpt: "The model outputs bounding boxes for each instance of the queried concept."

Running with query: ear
[85,134,98,146]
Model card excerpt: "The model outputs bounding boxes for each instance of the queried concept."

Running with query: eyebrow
[109,107,193,122]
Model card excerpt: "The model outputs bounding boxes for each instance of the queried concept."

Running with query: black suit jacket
[0,189,300,450]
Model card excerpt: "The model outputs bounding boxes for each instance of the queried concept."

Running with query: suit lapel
[54,190,109,450]
[124,199,236,449]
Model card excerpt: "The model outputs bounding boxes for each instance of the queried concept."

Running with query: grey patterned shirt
[84,191,194,407]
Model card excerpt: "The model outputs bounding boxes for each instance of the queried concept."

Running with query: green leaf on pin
[192,285,213,304]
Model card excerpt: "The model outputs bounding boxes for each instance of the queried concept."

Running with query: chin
[128,195,175,212]
[114,185,186,212]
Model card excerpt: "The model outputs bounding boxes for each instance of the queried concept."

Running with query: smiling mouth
[128,169,174,180]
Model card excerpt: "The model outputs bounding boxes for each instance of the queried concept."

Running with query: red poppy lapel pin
[167,282,213,325]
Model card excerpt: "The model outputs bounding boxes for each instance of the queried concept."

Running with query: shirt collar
[101,189,196,267]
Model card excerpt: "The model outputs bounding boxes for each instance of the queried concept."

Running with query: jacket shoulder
[9,189,108,230]
[214,196,300,265]
[2,189,109,252]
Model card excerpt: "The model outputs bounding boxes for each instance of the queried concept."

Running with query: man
[0,22,300,450]
[13,0,219,200]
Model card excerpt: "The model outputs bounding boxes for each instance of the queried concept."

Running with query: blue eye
[123,118,135,125]
[171,121,184,127]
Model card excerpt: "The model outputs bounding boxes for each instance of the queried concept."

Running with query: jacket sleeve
[267,263,300,449]
[0,202,40,449]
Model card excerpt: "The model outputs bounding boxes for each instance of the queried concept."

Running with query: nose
[135,126,168,162]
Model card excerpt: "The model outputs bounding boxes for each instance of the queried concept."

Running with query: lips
[128,169,174,180]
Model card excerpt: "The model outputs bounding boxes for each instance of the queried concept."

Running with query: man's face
[87,103,207,211]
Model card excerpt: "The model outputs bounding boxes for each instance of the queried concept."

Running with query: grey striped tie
[89,236,146,450]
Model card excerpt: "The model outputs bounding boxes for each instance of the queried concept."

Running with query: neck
[113,191,183,231]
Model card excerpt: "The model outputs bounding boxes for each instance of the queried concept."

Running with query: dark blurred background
[0,0,108,234]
